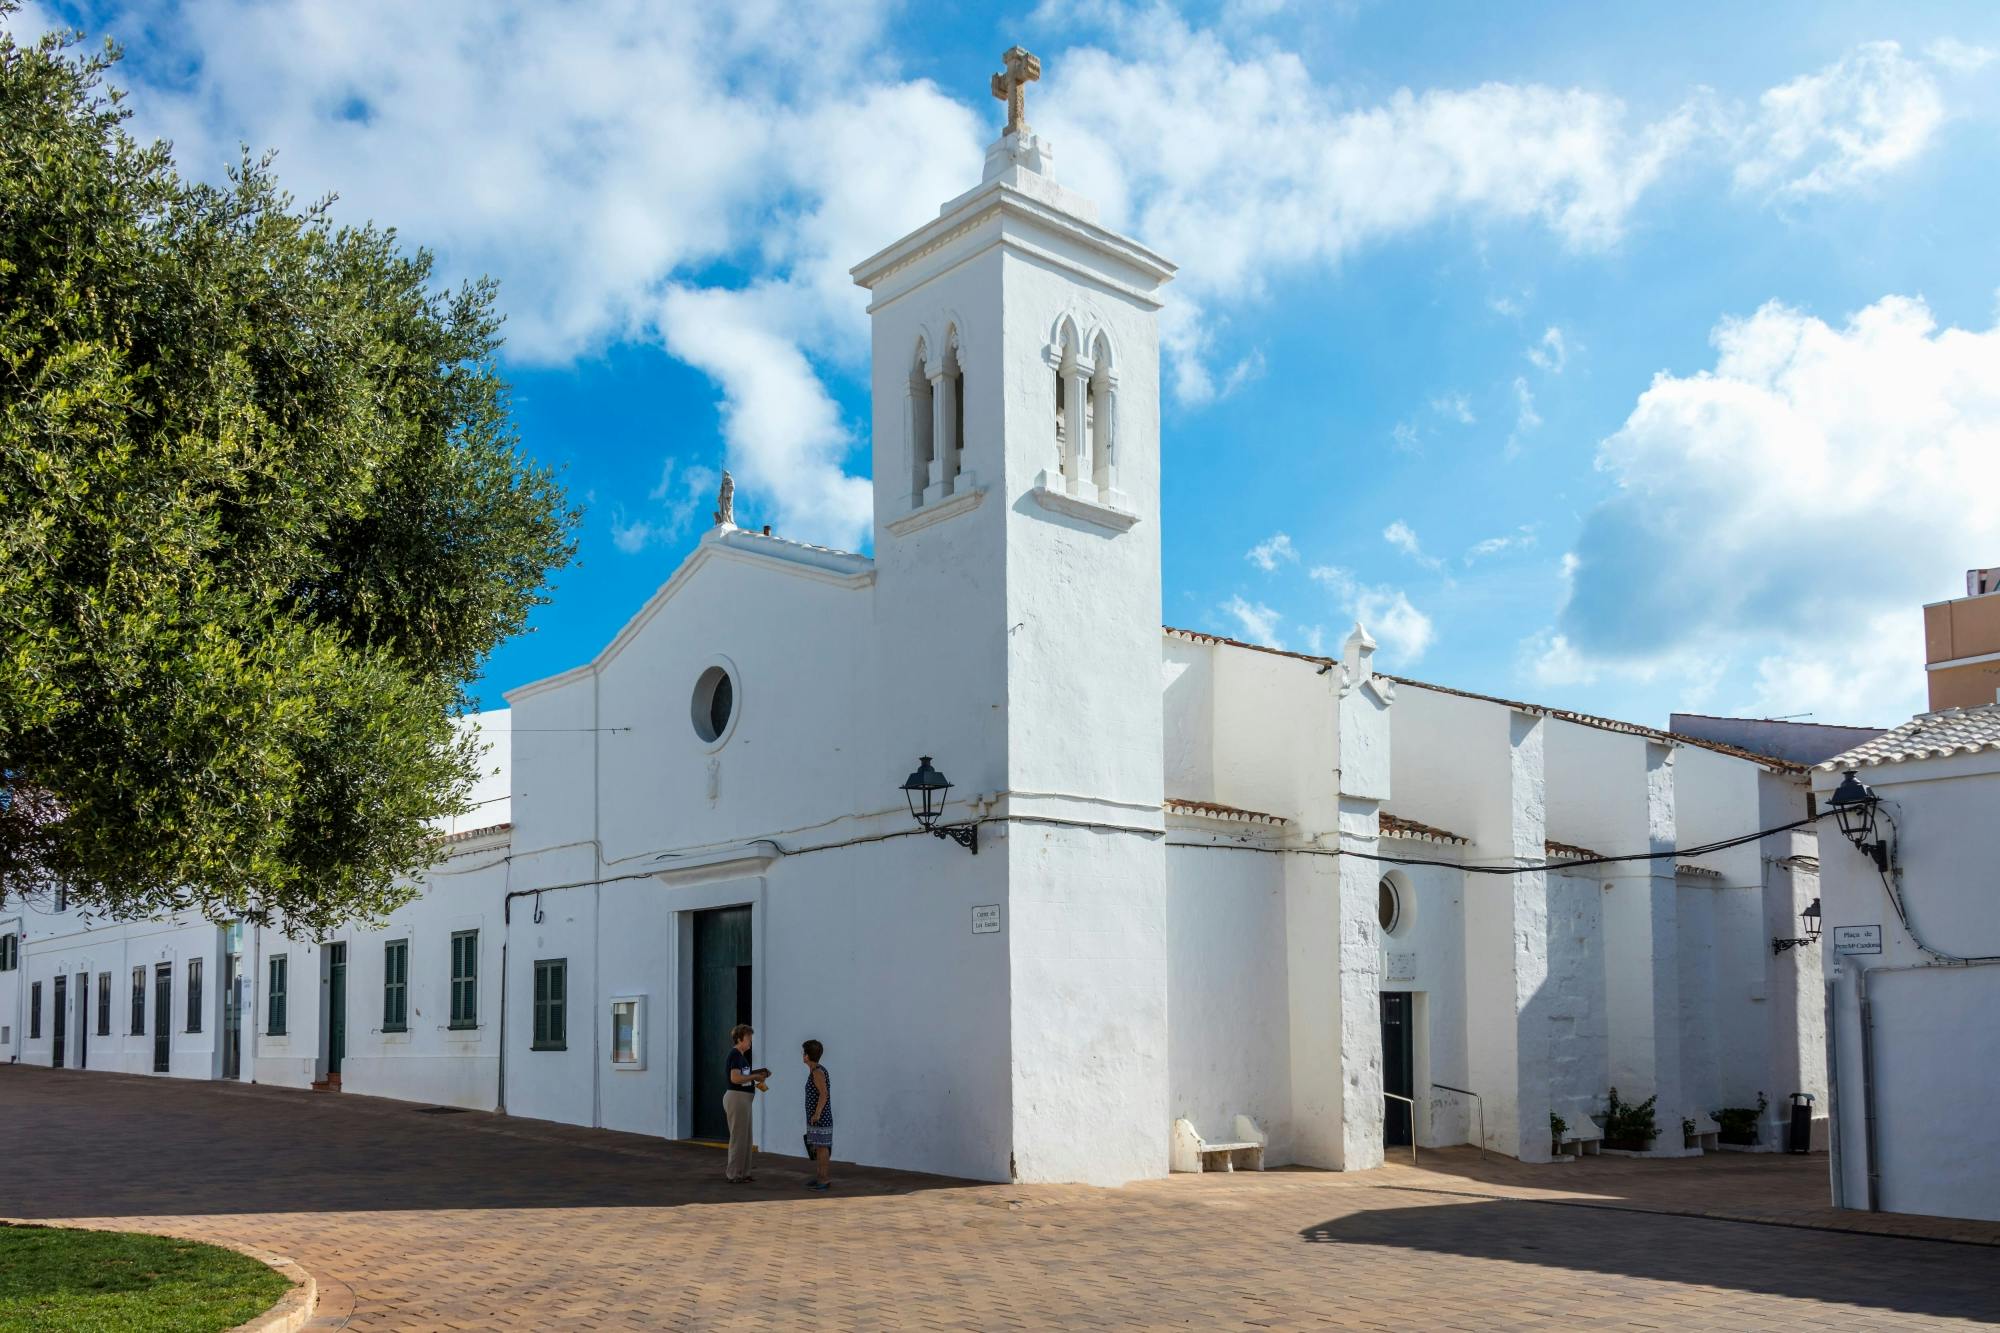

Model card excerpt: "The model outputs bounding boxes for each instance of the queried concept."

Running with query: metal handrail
[1382,1092,1418,1164]
[1430,1083,1487,1161]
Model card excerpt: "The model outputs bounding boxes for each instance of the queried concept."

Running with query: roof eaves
[1379,812,1468,845]
[1165,797,1290,826]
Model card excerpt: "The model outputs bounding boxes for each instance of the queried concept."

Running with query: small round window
[1378,876,1402,936]
[691,665,736,744]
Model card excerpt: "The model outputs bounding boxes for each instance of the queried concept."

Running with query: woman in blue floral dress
[802,1039,833,1190]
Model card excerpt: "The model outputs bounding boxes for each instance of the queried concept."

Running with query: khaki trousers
[724,1090,754,1179]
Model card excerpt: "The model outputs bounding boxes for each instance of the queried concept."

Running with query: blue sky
[16,0,2000,729]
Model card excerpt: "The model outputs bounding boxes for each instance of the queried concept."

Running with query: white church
[0,53,1837,1186]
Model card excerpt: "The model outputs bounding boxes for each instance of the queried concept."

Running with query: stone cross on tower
[990,46,1042,136]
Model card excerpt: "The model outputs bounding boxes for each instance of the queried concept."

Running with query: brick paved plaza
[5,1067,1996,1330]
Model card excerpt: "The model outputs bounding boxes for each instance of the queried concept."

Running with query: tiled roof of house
[1819,704,2000,770]
[1165,797,1289,825]
[1379,812,1468,845]
[1677,862,1725,879]
[440,822,512,845]
[1544,839,1602,862]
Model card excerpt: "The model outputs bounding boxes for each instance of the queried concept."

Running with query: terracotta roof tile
[440,822,512,845]
[1379,812,1468,845]
[1165,797,1289,825]
[1544,838,1602,862]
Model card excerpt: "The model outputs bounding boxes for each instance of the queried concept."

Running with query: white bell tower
[851,48,1178,1184]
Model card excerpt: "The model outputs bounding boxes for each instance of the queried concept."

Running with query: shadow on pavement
[1301,1199,2000,1322]
[4,1066,970,1220]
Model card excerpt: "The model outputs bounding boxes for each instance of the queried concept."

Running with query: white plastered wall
[1816,753,2000,1221]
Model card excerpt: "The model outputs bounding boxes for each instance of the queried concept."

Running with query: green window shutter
[449,930,478,1028]
[532,958,566,1050]
[383,939,409,1031]
[268,956,287,1036]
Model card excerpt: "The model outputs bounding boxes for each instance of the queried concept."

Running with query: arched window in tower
[946,333,965,493]
[922,328,964,503]
[907,339,933,508]
[1053,319,1081,486]
[1089,332,1116,498]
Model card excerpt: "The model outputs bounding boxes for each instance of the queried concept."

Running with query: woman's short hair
[802,1039,824,1062]
[729,1023,754,1043]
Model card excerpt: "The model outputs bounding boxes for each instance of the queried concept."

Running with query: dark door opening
[76,972,88,1069]
[690,905,752,1141]
[326,942,347,1077]
[1381,990,1415,1148]
[51,975,66,1068]
[153,964,172,1073]
[222,953,243,1079]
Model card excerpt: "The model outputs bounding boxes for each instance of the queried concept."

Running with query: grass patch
[0,1224,292,1333]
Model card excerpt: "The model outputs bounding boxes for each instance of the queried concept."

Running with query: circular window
[1378,876,1402,935]
[690,664,736,744]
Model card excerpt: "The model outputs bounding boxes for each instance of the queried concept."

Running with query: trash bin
[1787,1092,1815,1154]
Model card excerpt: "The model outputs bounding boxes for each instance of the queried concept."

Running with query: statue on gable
[713,470,735,527]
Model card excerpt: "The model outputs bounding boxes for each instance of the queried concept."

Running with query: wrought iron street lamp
[901,756,978,854]
[1827,769,1890,871]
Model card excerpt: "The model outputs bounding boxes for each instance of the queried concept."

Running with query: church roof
[1818,703,2000,770]
[1160,623,1807,775]
[1165,797,1288,826]
[1379,677,1808,775]
[1379,812,1467,845]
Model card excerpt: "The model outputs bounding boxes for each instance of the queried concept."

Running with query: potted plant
[1681,1116,1698,1149]
[1601,1087,1658,1152]
[1550,1111,1568,1156]
[1713,1092,1768,1146]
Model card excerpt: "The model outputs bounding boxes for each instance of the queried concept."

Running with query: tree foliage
[0,17,577,932]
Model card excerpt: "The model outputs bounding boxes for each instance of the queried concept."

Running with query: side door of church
[690,905,753,1141]
[1380,991,1415,1147]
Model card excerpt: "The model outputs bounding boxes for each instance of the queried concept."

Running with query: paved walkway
[5,1067,1997,1330]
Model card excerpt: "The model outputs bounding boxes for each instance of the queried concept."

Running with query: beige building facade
[1924,567,2000,711]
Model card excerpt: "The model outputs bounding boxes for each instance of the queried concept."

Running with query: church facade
[0,65,1829,1185]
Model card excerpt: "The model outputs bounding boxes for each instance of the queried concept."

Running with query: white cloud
[1527,325,1568,373]
[1430,391,1476,424]
[1039,11,1708,401]
[1310,566,1435,662]
[1383,520,1446,572]
[1301,625,1327,655]
[1925,37,1995,74]
[1735,41,1945,196]
[1553,293,2000,721]
[88,0,977,550]
[1391,420,1423,453]
[1223,595,1284,647]
[1465,526,1539,563]
[1505,376,1542,458]
[609,514,664,556]
[610,458,720,555]
[1245,531,1299,571]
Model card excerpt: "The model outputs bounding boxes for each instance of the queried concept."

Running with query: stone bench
[1171,1115,1267,1173]
[1558,1122,1603,1158]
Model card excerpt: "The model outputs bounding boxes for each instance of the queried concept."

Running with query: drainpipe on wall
[1823,977,1842,1210]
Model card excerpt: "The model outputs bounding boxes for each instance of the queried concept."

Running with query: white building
[1814,704,2000,1222]
[0,67,1831,1186]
